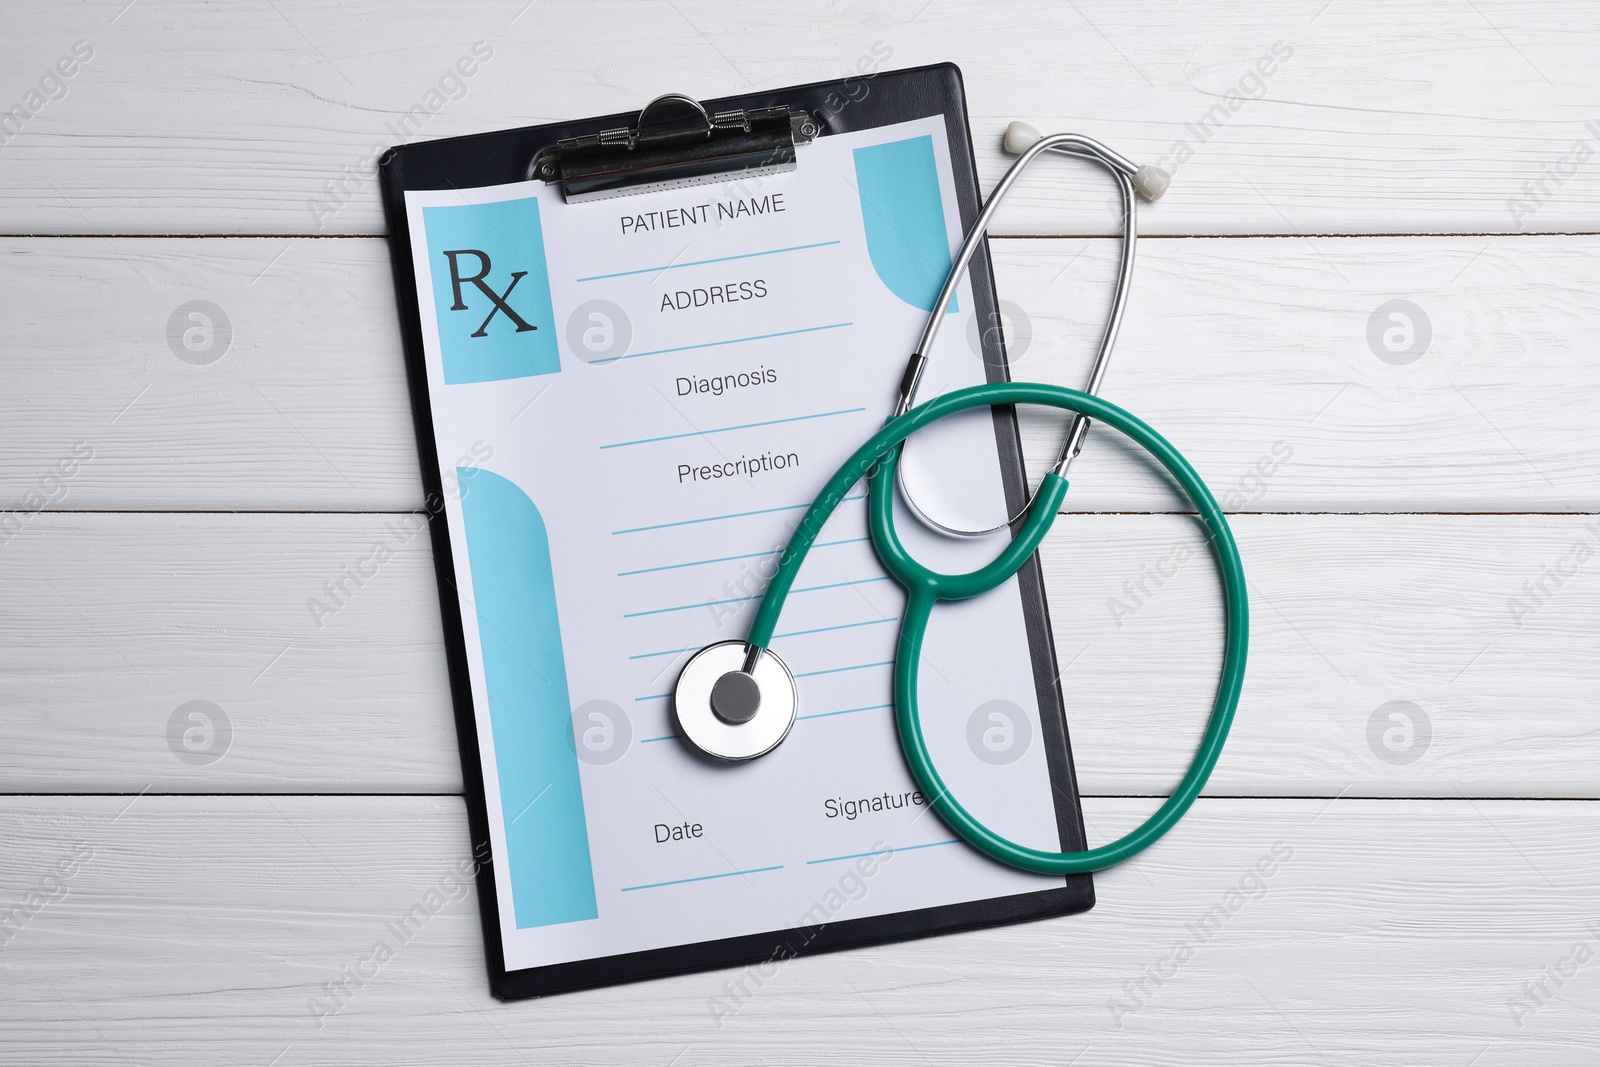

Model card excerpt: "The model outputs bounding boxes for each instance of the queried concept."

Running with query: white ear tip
[1133,164,1171,201]
[1003,121,1042,155]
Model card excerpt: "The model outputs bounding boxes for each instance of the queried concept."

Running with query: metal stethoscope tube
[894,129,1160,537]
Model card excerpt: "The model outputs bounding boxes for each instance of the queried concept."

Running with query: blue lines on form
[611,492,864,536]
[795,702,890,722]
[771,617,898,641]
[622,576,888,619]
[640,702,891,741]
[576,240,840,282]
[606,322,852,364]
[617,537,867,577]
[620,865,784,892]
[628,617,898,660]
[805,841,959,865]
[793,661,891,679]
[600,406,865,450]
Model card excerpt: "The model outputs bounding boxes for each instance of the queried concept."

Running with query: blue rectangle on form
[424,197,560,384]
[458,466,598,929]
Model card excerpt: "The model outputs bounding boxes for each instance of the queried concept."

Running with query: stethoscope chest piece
[673,641,797,761]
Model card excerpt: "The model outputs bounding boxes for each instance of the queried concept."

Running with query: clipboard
[379,63,1093,1001]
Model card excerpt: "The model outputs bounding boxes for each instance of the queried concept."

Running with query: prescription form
[404,116,1074,973]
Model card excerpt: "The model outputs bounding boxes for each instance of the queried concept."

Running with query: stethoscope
[672,123,1249,875]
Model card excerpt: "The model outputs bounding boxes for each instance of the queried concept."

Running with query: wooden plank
[0,794,1593,1064]
[0,238,422,511]
[4,234,1595,512]
[1044,511,1600,800]
[3,511,1595,796]
[1,1,1594,236]
[0,512,457,793]
[1005,234,1600,513]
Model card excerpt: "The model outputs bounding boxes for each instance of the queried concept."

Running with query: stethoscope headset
[672,123,1248,875]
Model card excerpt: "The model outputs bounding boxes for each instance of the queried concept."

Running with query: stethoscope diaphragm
[673,641,797,761]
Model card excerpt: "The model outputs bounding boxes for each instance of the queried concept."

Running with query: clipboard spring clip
[532,93,820,203]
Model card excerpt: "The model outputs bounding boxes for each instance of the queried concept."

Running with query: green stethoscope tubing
[745,381,1248,875]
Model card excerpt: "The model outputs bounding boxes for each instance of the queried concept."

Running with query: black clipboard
[379,62,1093,1001]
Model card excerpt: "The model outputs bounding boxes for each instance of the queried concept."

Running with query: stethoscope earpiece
[1002,119,1044,154]
[1132,163,1171,201]
[998,119,1164,201]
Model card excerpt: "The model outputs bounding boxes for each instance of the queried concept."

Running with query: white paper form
[405,116,1076,973]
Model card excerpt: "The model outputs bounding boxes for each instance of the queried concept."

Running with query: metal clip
[532,93,819,203]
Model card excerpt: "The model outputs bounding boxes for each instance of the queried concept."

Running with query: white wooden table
[3,2,1597,1063]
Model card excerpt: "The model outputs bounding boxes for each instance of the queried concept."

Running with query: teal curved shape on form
[458,467,598,929]
[852,134,957,313]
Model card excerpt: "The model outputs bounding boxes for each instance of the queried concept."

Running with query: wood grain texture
[4,234,1595,512]
[2,1,1593,1053]
[0,1,1595,236]
[0,795,1593,1066]
[4,511,1595,796]
[0,237,421,511]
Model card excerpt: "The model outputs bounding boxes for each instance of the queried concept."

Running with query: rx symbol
[442,249,539,337]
